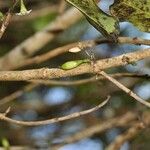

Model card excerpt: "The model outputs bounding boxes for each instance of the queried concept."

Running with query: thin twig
[30,73,149,86]
[0,96,110,126]
[98,71,150,108]
[0,73,148,107]
[0,83,37,106]
[15,40,97,69]
[6,37,150,69]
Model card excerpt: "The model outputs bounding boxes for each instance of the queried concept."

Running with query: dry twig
[0,96,110,126]
[30,73,149,86]
[0,73,148,107]
[12,37,150,69]
[0,37,150,70]
[98,71,150,108]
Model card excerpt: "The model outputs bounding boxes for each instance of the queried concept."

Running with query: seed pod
[61,59,90,70]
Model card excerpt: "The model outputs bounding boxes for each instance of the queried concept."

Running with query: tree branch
[0,49,149,81]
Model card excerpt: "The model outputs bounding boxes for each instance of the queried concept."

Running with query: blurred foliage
[1,138,10,150]
[0,0,149,150]
[131,129,150,150]
[31,13,57,31]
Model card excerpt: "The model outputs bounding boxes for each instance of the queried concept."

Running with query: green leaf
[110,0,150,32]
[61,59,90,70]
[66,0,120,41]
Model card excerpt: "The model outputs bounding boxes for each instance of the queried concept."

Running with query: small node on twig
[0,107,11,120]
[122,55,130,64]
[4,107,11,116]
